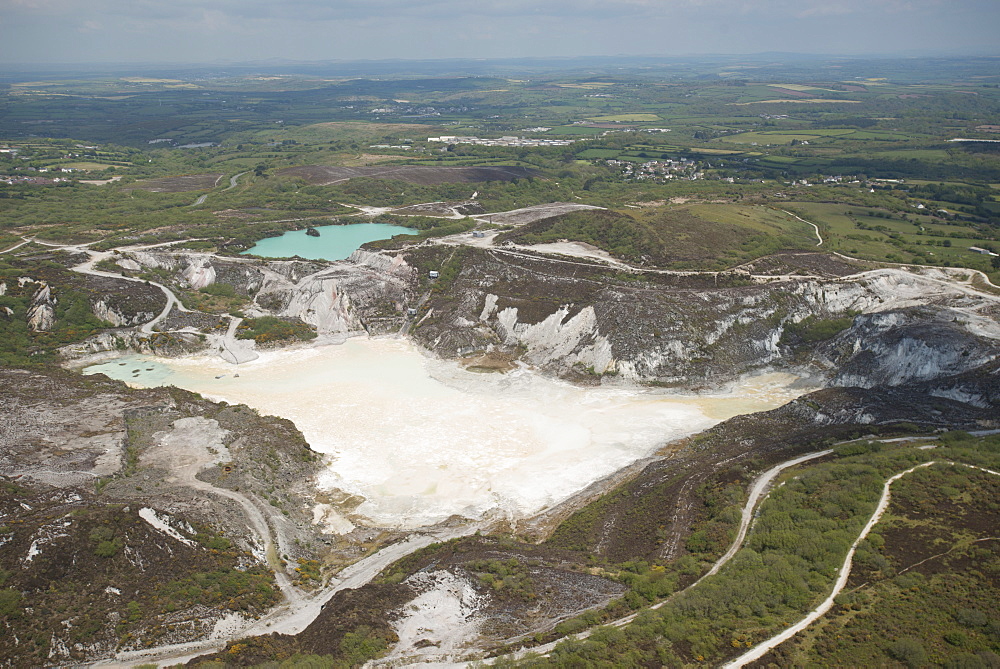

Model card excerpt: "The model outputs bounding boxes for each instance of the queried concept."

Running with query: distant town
[427,135,578,147]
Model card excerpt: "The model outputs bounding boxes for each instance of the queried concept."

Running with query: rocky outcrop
[92,298,157,327]
[181,255,217,289]
[0,366,327,666]
[412,248,1000,389]
[115,248,415,337]
[59,329,209,362]
[825,312,999,389]
[119,251,265,295]
[92,245,1000,391]
[26,282,55,332]
[492,303,615,374]
[0,260,167,358]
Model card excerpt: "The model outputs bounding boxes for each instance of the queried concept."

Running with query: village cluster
[426,135,578,147]
[604,157,704,181]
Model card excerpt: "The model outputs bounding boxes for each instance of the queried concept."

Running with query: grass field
[576,149,624,159]
[496,203,818,269]
[555,82,616,89]
[731,99,863,105]
[721,128,909,146]
[865,149,955,161]
[585,114,661,122]
[723,132,831,145]
[786,202,998,270]
[48,162,121,171]
[127,174,224,193]
[548,125,608,135]
[690,203,817,242]
[768,83,840,92]
[628,203,818,267]
[687,148,748,155]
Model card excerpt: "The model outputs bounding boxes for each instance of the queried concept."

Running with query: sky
[1,0,998,65]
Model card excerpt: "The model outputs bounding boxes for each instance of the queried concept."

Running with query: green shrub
[89,526,124,557]
[781,314,857,345]
[236,316,316,343]
[339,626,390,666]
[0,589,22,619]
[94,539,123,558]
[887,638,928,667]
[199,283,238,298]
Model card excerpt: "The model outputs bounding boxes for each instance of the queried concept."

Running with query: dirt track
[101,522,482,668]
[496,448,837,663]
[726,460,1000,667]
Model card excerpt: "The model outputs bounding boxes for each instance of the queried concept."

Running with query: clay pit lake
[241,223,417,261]
[85,338,813,531]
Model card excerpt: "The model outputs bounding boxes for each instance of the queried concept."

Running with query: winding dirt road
[224,171,247,191]
[70,247,192,334]
[780,209,824,246]
[10,208,993,666]
[101,522,482,668]
[496,448,836,663]
[725,460,1000,668]
[11,236,194,335]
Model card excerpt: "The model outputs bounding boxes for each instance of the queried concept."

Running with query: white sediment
[138,507,196,547]
[84,339,809,529]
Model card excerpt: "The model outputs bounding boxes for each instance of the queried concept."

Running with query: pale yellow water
[85,338,811,528]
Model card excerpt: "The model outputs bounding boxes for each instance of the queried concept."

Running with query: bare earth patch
[481,202,603,227]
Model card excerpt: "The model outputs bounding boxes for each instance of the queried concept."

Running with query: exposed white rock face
[59,330,205,360]
[929,387,989,409]
[138,508,196,547]
[113,248,414,338]
[813,408,876,425]
[114,258,142,271]
[831,316,999,388]
[272,275,361,334]
[428,264,1000,387]
[91,300,123,326]
[384,570,487,664]
[479,293,499,321]
[72,243,1000,390]
[258,251,412,334]
[27,283,55,332]
[126,251,177,271]
[92,299,155,327]
[495,304,616,374]
[494,306,520,345]
[349,248,412,276]
[181,257,217,290]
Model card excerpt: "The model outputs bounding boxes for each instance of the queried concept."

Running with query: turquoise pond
[241,223,417,261]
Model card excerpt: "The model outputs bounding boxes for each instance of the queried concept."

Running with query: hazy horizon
[2,0,998,65]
